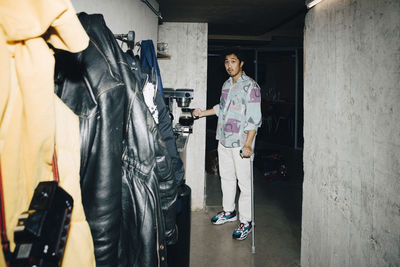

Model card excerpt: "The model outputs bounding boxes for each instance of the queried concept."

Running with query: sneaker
[211,210,237,225]
[232,221,252,240]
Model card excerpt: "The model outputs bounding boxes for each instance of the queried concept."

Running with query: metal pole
[140,0,163,20]
[251,48,257,254]
[294,49,299,150]
[251,154,255,254]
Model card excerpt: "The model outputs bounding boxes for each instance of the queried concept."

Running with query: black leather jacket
[125,52,185,186]
[54,13,177,267]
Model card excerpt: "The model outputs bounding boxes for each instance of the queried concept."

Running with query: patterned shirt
[213,72,262,148]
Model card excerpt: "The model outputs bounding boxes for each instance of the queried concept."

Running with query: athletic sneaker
[211,210,237,225]
[232,221,252,240]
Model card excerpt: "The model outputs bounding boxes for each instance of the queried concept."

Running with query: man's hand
[192,108,216,118]
[192,108,203,118]
[240,145,253,158]
[240,130,256,158]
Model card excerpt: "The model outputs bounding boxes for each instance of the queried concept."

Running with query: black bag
[11,181,73,267]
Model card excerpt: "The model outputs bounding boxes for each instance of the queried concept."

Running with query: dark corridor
[195,45,304,266]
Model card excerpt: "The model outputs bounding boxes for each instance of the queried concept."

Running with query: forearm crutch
[250,153,255,253]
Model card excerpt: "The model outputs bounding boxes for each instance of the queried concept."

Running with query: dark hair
[222,49,244,63]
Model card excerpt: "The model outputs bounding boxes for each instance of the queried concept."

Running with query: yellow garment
[0,0,95,266]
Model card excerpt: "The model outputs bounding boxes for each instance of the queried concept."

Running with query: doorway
[201,45,304,265]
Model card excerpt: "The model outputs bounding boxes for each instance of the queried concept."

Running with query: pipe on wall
[140,0,163,20]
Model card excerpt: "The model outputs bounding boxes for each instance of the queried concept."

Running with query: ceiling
[159,0,307,40]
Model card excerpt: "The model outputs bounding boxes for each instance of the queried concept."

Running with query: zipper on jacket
[125,75,149,134]
[80,118,89,176]
[80,76,99,177]
[144,182,161,267]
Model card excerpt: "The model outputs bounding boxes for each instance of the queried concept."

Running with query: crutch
[250,153,255,254]
[240,148,256,253]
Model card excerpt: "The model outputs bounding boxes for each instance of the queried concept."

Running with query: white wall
[302,0,400,266]
[71,0,159,45]
[158,23,208,210]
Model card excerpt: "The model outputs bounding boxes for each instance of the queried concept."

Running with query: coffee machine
[164,88,195,151]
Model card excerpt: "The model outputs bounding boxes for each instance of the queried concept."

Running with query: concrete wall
[158,23,208,210]
[302,0,400,266]
[71,0,159,45]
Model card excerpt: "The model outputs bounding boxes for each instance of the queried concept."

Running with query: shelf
[157,51,171,60]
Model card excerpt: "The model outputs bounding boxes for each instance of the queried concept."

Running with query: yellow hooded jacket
[0,0,95,266]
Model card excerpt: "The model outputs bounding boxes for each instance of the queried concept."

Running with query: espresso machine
[164,88,195,151]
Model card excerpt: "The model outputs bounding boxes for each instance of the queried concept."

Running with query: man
[193,50,262,240]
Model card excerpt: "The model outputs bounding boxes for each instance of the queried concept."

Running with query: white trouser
[218,142,252,222]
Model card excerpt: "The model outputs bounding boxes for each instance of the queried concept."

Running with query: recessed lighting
[306,0,324,9]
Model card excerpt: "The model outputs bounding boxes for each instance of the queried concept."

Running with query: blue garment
[140,40,165,97]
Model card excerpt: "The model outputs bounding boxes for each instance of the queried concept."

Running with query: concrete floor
[189,144,303,267]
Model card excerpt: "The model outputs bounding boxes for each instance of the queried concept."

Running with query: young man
[193,50,262,240]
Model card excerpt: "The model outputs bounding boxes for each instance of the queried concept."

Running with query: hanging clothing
[153,90,185,185]
[125,52,185,185]
[54,13,178,267]
[140,40,165,97]
[0,0,95,266]
[54,96,96,267]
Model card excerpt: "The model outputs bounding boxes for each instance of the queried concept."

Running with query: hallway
[190,144,303,267]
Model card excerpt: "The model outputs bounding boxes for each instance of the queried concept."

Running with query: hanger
[114,31,141,51]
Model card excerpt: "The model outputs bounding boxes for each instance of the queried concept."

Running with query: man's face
[224,54,244,79]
